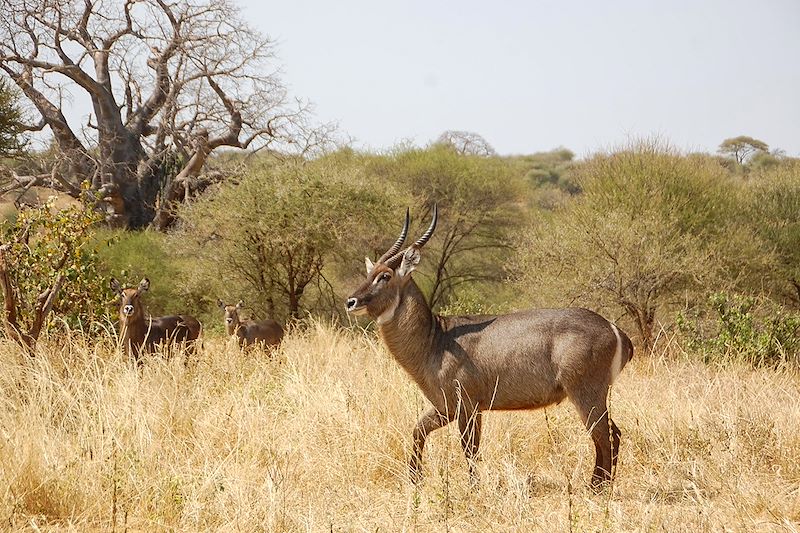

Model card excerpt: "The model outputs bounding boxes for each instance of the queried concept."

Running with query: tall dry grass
[1,322,799,532]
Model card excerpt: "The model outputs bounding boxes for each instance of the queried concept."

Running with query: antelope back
[246,319,284,347]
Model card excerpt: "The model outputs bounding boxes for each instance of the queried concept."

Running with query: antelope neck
[120,314,149,344]
[377,280,439,385]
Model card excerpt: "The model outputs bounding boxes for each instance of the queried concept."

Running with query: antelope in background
[217,300,284,349]
[346,207,634,488]
[110,278,202,364]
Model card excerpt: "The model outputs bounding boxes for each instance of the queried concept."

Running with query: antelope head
[217,299,244,335]
[346,206,437,325]
[110,278,150,324]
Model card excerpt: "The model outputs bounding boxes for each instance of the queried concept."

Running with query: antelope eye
[379,272,392,282]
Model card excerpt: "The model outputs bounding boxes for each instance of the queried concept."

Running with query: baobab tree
[0,0,328,228]
[434,130,497,157]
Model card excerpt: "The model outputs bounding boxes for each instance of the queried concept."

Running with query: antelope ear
[110,278,121,293]
[236,300,244,309]
[138,278,150,292]
[365,256,375,275]
[397,247,421,278]
[217,299,225,309]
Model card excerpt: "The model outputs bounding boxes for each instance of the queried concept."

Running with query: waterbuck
[346,207,634,487]
[110,278,202,363]
[217,299,284,349]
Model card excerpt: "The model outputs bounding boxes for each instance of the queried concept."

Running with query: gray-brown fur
[346,207,634,488]
[110,278,202,364]
[217,300,283,349]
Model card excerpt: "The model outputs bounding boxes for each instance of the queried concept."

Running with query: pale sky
[239,0,800,157]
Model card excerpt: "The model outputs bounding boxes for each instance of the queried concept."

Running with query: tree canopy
[176,158,393,321]
[514,142,744,352]
[0,0,328,228]
[0,77,24,157]
[718,136,769,165]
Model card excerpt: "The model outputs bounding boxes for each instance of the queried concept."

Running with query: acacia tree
[369,145,525,310]
[178,160,391,320]
[718,136,769,165]
[745,160,800,306]
[515,143,743,353]
[0,0,327,228]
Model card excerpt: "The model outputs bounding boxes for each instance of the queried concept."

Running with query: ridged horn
[386,204,438,268]
[377,208,410,265]
[412,203,437,248]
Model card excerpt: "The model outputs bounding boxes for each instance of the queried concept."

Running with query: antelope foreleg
[410,407,452,483]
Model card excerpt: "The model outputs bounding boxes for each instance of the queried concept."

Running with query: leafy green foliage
[177,158,394,321]
[718,135,769,165]
[743,160,800,306]
[0,78,25,157]
[367,145,526,310]
[514,141,742,352]
[678,293,800,367]
[93,228,187,317]
[1,199,107,336]
[505,148,577,210]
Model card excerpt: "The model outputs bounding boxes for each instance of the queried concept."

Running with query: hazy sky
[239,0,800,157]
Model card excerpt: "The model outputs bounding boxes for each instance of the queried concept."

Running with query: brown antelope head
[217,299,244,336]
[347,206,437,324]
[110,278,150,324]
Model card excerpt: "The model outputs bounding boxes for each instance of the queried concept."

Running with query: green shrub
[514,140,740,353]
[0,200,107,344]
[93,228,189,318]
[677,292,800,368]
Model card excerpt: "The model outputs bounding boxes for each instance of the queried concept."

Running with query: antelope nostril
[346,298,358,311]
[123,305,134,315]
[226,318,233,324]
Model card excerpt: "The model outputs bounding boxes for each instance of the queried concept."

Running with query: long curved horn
[386,204,438,268]
[377,208,410,265]
[412,203,437,248]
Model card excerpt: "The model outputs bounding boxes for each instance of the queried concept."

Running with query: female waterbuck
[346,207,634,487]
[217,300,284,349]
[110,278,202,363]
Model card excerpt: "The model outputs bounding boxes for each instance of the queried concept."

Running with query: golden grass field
[1,321,799,532]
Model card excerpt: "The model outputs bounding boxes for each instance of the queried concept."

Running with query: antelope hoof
[590,472,612,493]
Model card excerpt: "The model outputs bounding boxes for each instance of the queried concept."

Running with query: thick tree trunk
[152,130,212,230]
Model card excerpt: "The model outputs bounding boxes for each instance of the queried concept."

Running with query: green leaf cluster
[678,293,800,367]
[0,78,25,158]
[1,200,107,334]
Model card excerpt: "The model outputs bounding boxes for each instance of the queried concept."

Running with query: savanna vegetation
[1,0,798,529]
[0,134,797,531]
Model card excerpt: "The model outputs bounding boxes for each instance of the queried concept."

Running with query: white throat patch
[376,294,400,326]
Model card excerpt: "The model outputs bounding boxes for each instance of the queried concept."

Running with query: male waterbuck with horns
[110,278,202,363]
[346,207,634,487]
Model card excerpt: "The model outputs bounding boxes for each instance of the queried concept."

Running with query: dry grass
[1,321,799,532]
